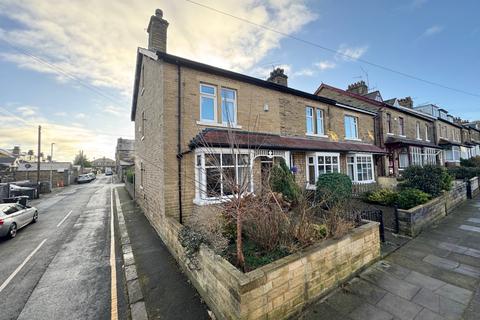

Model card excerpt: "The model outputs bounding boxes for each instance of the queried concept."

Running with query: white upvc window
[306,107,325,136]
[316,109,324,135]
[306,107,314,134]
[399,153,409,169]
[347,154,375,183]
[194,148,253,204]
[306,152,340,187]
[445,146,461,162]
[344,115,359,140]
[411,147,423,166]
[424,148,437,165]
[425,124,430,141]
[200,84,217,122]
[416,122,421,140]
[221,88,237,126]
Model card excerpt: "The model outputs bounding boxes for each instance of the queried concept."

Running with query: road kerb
[113,188,148,320]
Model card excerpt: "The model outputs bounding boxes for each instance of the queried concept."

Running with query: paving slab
[459,225,480,233]
[349,303,394,320]
[376,293,422,320]
[434,284,473,306]
[423,255,459,270]
[404,271,446,291]
[345,278,388,305]
[466,218,480,224]
[360,269,421,300]
[412,288,464,320]
[414,308,446,320]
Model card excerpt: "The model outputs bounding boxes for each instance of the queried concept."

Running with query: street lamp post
[50,143,55,190]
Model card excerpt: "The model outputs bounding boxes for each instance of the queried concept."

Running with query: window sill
[386,133,395,136]
[352,180,376,184]
[306,133,328,138]
[196,121,242,129]
[399,135,407,138]
[345,138,361,141]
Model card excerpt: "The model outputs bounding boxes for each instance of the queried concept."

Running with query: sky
[0,0,479,161]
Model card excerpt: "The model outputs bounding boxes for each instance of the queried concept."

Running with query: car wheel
[8,223,17,239]
[32,211,38,223]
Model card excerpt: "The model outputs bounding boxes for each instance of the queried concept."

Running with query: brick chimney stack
[12,146,20,156]
[347,81,368,95]
[267,68,288,87]
[147,9,169,53]
[398,96,413,109]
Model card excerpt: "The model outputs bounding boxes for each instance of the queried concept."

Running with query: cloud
[54,112,67,117]
[16,106,38,117]
[249,64,292,79]
[336,45,368,61]
[103,105,127,117]
[0,1,316,96]
[75,113,86,119]
[293,68,315,77]
[0,107,127,161]
[315,60,336,71]
[421,25,444,37]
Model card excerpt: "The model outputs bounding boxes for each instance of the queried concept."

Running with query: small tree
[315,173,352,208]
[73,151,92,168]
[269,159,300,203]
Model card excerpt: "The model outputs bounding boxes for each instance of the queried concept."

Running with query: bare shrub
[187,209,229,255]
[320,205,355,239]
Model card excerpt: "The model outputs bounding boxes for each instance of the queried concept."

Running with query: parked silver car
[0,203,38,239]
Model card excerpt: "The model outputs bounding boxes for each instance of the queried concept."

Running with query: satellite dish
[25,163,32,169]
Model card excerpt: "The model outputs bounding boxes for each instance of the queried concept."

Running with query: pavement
[299,198,480,320]
[115,186,210,320]
[0,175,128,320]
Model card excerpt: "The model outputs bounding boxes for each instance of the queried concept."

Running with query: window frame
[316,109,325,136]
[194,148,254,205]
[221,87,237,126]
[199,83,218,123]
[347,154,375,184]
[141,111,146,140]
[305,152,340,189]
[306,107,314,134]
[398,117,405,136]
[425,124,430,141]
[416,122,421,140]
[386,113,392,134]
[344,115,359,140]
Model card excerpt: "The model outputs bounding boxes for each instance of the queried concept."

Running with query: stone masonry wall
[142,212,380,320]
[397,181,467,237]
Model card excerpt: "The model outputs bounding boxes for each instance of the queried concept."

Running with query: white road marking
[110,185,118,320]
[460,225,480,233]
[56,210,73,228]
[0,239,48,293]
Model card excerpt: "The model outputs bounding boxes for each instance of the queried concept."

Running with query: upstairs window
[141,111,146,139]
[305,107,325,135]
[344,115,359,139]
[200,84,217,122]
[416,122,421,140]
[221,88,237,126]
[399,117,405,136]
[425,124,430,141]
[386,113,392,134]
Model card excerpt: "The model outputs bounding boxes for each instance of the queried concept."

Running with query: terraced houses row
[131,10,480,224]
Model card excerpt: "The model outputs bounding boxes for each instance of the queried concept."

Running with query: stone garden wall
[144,212,380,320]
[397,181,467,237]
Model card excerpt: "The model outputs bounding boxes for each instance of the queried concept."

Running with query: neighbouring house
[130,10,386,225]
[91,157,116,173]
[316,82,441,176]
[0,148,17,182]
[414,104,464,166]
[115,138,135,181]
[15,161,77,186]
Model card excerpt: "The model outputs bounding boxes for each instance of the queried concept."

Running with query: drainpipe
[176,63,183,224]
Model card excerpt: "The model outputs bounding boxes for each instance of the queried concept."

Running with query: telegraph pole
[37,125,41,184]
[50,142,55,189]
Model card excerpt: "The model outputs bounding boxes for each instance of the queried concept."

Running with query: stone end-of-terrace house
[130,10,386,226]
[316,81,441,176]
[414,104,464,166]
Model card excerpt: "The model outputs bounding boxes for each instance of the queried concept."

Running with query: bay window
[399,153,409,169]
[200,84,217,122]
[445,146,461,162]
[347,154,374,183]
[195,149,252,203]
[306,153,340,186]
[424,148,437,165]
[411,147,422,166]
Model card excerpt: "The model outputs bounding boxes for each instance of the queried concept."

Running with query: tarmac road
[0,175,128,320]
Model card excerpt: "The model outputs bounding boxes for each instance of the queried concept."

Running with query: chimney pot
[267,68,288,87]
[398,96,413,109]
[147,9,169,53]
